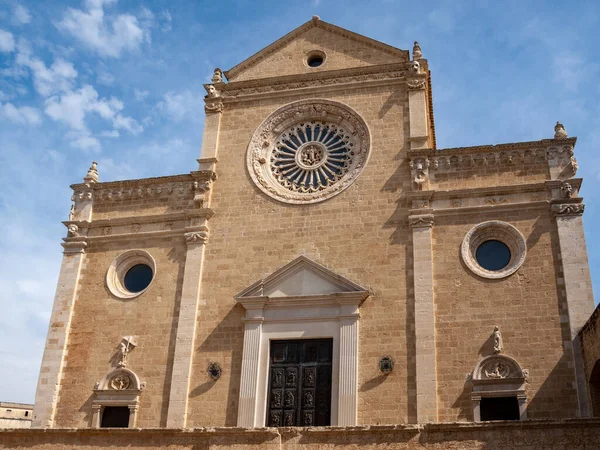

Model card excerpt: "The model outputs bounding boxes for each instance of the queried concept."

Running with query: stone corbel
[409,157,430,191]
[191,171,217,208]
[545,178,582,201]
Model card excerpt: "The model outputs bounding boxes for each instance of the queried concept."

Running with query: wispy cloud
[0,102,42,124]
[56,0,151,58]
[0,29,15,52]
[157,90,203,122]
[13,4,32,25]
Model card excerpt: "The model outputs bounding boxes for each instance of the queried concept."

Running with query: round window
[124,264,153,293]
[106,250,156,299]
[475,240,511,271]
[247,99,371,204]
[306,50,326,68]
[307,56,323,67]
[461,221,526,279]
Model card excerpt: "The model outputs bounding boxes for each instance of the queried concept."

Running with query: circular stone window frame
[305,50,327,68]
[461,221,526,279]
[106,250,156,299]
[247,99,371,205]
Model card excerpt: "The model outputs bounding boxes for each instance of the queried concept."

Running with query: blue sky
[1,0,599,404]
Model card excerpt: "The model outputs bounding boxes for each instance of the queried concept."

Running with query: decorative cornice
[221,63,410,99]
[224,18,408,80]
[409,214,434,228]
[552,203,585,217]
[408,137,577,159]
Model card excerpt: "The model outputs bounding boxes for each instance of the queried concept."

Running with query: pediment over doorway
[235,255,369,301]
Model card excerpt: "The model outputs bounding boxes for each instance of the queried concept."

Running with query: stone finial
[412,41,422,60]
[83,161,98,184]
[554,121,567,139]
[312,15,320,21]
[211,68,223,84]
[493,326,503,354]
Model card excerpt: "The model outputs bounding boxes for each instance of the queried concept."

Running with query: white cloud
[44,85,143,148]
[159,10,172,32]
[13,5,32,25]
[0,29,15,52]
[15,43,78,96]
[113,113,143,134]
[0,102,42,124]
[134,88,149,101]
[100,129,120,138]
[57,0,150,58]
[157,90,202,122]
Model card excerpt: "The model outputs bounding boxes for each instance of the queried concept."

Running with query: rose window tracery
[247,99,371,204]
[271,122,355,193]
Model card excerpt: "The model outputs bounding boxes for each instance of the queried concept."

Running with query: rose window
[247,99,371,204]
[271,122,355,193]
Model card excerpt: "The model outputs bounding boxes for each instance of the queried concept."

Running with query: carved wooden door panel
[267,339,333,427]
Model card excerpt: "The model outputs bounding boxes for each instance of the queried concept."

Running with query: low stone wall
[2,420,600,449]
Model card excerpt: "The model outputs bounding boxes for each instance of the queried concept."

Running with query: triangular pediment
[235,256,368,298]
[225,17,408,82]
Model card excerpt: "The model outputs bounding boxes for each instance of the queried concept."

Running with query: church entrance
[266,339,333,427]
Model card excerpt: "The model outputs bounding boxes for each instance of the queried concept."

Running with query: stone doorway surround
[234,256,369,427]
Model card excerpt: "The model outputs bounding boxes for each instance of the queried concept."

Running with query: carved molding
[409,214,434,228]
[552,203,585,217]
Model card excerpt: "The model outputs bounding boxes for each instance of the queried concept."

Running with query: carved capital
[409,214,434,228]
[552,203,584,217]
[185,231,209,245]
[205,100,223,113]
[407,79,426,90]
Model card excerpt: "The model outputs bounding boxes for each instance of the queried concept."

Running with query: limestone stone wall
[433,209,578,421]
[188,85,412,426]
[3,421,600,449]
[53,238,186,428]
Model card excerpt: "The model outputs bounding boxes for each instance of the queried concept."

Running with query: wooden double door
[266,339,333,427]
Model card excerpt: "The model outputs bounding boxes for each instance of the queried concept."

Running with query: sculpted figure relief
[493,326,503,354]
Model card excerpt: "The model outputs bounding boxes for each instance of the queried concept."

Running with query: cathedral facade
[31,17,596,433]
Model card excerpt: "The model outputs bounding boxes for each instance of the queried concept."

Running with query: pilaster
[32,239,87,427]
[552,198,594,417]
[237,312,264,427]
[33,165,96,428]
[409,213,438,423]
[338,301,359,426]
[166,225,210,428]
[198,82,224,169]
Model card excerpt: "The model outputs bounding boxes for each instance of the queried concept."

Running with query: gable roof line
[235,255,369,298]
[225,17,409,81]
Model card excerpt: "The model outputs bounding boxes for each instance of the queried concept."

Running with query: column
[237,317,263,427]
[553,202,595,417]
[32,241,86,428]
[409,213,438,423]
[166,228,209,428]
[338,301,359,426]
